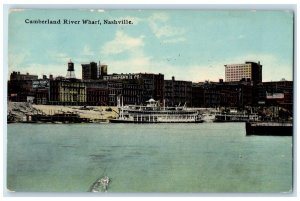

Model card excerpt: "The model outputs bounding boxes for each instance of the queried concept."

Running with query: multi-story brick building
[8,80,35,102]
[191,80,254,108]
[108,79,143,106]
[8,72,39,102]
[164,76,192,106]
[103,73,164,104]
[140,73,164,103]
[32,79,50,104]
[85,80,109,106]
[49,79,86,105]
[255,80,293,111]
[10,71,38,81]
[225,61,262,83]
[192,81,220,108]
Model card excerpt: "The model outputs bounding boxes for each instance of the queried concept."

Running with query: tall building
[100,64,108,77]
[225,61,262,83]
[82,62,99,80]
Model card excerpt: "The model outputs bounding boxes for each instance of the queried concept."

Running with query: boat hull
[245,122,293,136]
[215,119,250,122]
[110,119,204,123]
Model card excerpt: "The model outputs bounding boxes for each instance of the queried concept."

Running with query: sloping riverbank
[7,102,118,123]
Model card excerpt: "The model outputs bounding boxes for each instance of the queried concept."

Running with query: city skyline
[8,9,294,82]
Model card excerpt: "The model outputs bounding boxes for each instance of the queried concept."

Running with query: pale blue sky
[8,9,294,82]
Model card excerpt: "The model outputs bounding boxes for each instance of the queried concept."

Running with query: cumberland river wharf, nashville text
[25,19,133,25]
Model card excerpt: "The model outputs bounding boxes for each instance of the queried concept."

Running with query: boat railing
[123,109,198,115]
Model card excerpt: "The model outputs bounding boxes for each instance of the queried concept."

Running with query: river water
[6,123,292,193]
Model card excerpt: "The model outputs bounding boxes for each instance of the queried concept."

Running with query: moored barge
[245,122,293,136]
[23,112,90,123]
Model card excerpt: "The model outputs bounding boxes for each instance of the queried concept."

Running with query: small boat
[110,97,203,123]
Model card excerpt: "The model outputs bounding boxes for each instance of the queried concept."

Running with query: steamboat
[110,97,203,123]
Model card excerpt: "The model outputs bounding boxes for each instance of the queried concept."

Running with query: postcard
[6,9,294,193]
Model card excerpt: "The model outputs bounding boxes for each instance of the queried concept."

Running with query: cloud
[105,55,223,82]
[101,30,145,55]
[165,53,292,82]
[82,45,95,57]
[47,52,71,64]
[9,52,292,83]
[243,54,293,81]
[162,37,186,44]
[148,13,186,43]
[238,34,245,39]
[104,56,152,74]
[100,28,227,82]
[9,63,68,79]
[50,46,97,65]
[105,49,293,83]
[8,51,30,68]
